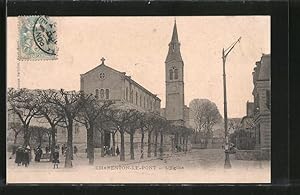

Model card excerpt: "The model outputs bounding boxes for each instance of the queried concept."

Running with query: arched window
[140,95,142,106]
[169,69,173,80]
[125,87,128,101]
[100,89,104,99]
[136,92,138,105]
[95,89,99,99]
[105,89,109,99]
[174,68,178,79]
[130,90,133,103]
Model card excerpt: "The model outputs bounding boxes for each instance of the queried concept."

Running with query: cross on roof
[101,57,105,65]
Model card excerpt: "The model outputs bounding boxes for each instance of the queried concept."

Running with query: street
[7,149,270,183]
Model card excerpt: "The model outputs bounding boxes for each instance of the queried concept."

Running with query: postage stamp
[18,16,58,60]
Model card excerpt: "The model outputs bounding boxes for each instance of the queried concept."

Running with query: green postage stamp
[18,16,58,60]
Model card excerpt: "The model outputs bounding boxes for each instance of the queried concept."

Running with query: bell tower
[165,20,185,125]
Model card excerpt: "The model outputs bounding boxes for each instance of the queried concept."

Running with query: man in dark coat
[15,146,23,166]
[22,146,30,167]
[52,147,60,169]
[35,146,42,162]
[116,146,120,156]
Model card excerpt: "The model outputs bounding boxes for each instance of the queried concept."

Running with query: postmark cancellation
[18,16,58,60]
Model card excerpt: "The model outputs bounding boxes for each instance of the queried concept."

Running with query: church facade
[79,57,162,151]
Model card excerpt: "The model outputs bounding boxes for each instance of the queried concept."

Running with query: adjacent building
[252,54,271,153]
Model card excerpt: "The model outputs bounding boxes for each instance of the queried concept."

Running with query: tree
[109,108,140,161]
[142,112,162,158]
[36,89,64,161]
[157,117,169,158]
[124,110,143,160]
[139,113,149,159]
[30,126,50,147]
[228,118,242,135]
[46,89,82,168]
[8,119,22,145]
[153,116,167,157]
[189,99,222,148]
[77,92,113,165]
[7,88,40,146]
[181,126,193,152]
[229,129,255,150]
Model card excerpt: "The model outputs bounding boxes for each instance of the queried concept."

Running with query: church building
[80,57,161,149]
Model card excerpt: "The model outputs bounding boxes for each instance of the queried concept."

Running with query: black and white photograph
[6,16,271,183]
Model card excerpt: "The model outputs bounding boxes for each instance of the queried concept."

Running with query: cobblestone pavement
[6,149,270,183]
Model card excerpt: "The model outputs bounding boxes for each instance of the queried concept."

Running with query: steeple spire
[166,20,183,62]
[171,19,179,43]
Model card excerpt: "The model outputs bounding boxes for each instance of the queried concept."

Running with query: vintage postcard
[7,16,271,183]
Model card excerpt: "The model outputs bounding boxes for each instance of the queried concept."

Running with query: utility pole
[222,37,241,169]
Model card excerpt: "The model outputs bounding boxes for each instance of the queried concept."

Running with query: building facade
[79,58,162,153]
[80,58,161,114]
[252,54,271,152]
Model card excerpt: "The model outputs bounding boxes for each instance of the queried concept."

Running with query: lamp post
[222,37,241,169]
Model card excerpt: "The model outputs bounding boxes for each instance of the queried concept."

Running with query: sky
[7,16,270,118]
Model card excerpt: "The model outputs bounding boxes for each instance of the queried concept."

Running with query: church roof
[165,21,183,63]
[81,60,160,101]
[171,20,179,43]
[257,54,270,81]
[252,54,270,83]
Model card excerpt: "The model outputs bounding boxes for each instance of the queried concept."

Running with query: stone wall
[235,149,271,160]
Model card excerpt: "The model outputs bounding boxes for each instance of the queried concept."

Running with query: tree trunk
[23,127,30,146]
[120,131,125,161]
[174,133,178,148]
[48,134,51,148]
[14,132,19,144]
[50,127,56,162]
[130,132,134,160]
[159,130,163,159]
[154,131,158,157]
[112,132,116,156]
[140,128,144,159]
[100,131,104,157]
[171,137,174,153]
[204,136,208,149]
[65,120,73,168]
[87,125,94,165]
[186,136,188,151]
[147,130,152,158]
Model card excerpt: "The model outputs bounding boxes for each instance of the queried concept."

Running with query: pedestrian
[22,145,30,167]
[74,145,78,156]
[61,144,65,155]
[140,148,144,159]
[52,146,60,169]
[116,146,120,156]
[45,146,50,154]
[15,146,23,166]
[35,146,42,162]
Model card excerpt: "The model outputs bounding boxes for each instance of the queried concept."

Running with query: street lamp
[222,37,241,169]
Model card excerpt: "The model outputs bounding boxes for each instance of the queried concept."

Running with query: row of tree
[8,88,193,168]
[189,99,222,148]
